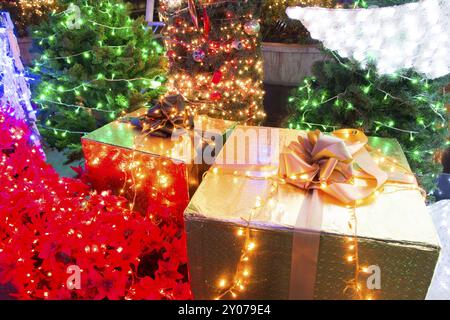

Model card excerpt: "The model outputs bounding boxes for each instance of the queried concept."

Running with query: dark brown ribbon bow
[122,94,194,138]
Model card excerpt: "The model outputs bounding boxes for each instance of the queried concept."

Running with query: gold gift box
[185,126,440,300]
[82,108,236,215]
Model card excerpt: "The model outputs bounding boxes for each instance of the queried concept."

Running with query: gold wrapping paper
[83,108,236,164]
[185,126,440,300]
[82,108,236,199]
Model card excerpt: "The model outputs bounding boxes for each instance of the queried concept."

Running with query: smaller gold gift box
[82,108,236,218]
[185,125,440,300]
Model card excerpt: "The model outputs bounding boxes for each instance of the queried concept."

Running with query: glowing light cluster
[160,0,265,123]
[0,12,40,146]
[0,108,191,300]
[286,0,450,78]
[82,121,191,219]
[5,0,58,17]
[0,1,59,36]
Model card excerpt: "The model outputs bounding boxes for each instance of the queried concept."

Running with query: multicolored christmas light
[0,0,59,36]
[159,0,265,123]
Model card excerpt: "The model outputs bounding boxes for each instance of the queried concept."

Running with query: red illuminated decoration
[0,107,191,300]
[82,138,190,226]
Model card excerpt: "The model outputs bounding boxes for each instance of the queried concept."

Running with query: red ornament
[174,17,183,26]
[210,92,222,101]
[212,70,223,84]
[167,50,176,60]
[202,6,210,39]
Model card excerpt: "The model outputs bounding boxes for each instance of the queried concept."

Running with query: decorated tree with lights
[0,0,60,36]
[287,57,449,191]
[31,0,166,158]
[160,0,265,123]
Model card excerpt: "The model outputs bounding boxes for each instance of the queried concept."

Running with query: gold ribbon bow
[279,129,395,204]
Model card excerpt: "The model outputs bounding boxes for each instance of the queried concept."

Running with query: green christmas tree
[159,0,265,123]
[31,0,166,159]
[287,53,449,192]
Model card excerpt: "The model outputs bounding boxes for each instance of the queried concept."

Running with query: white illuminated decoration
[0,12,39,143]
[286,0,450,79]
[162,0,183,10]
[0,11,40,146]
[426,200,450,300]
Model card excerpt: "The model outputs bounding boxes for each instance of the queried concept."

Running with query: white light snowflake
[286,0,450,79]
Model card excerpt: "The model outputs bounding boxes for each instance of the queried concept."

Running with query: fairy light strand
[160,0,265,123]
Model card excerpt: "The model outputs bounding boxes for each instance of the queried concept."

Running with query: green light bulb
[362,85,370,94]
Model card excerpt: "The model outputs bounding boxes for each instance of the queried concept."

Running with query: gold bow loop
[279,129,390,204]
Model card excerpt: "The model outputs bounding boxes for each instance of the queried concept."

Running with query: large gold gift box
[185,126,440,300]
